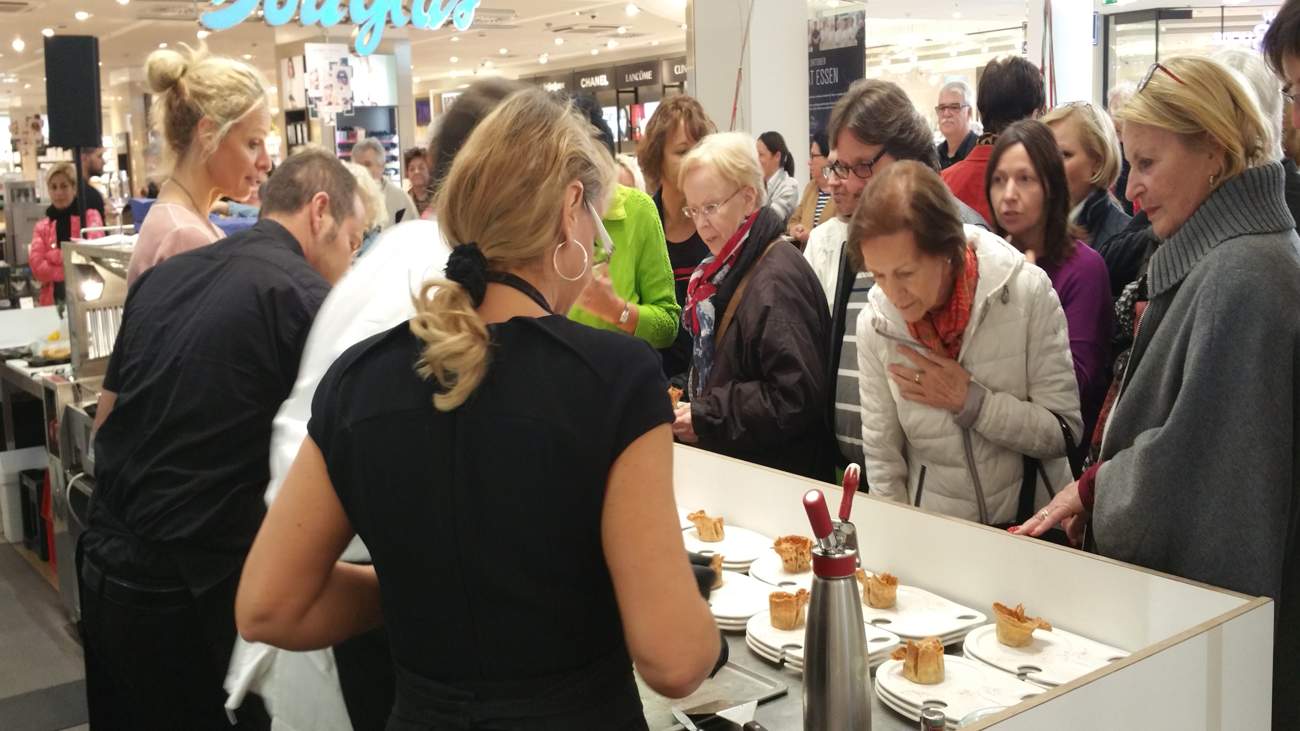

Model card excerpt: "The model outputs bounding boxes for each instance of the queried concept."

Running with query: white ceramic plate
[875,655,1044,725]
[682,525,773,567]
[709,571,775,621]
[961,624,1128,687]
[748,549,815,591]
[860,584,986,641]
[874,679,955,729]
[745,610,900,666]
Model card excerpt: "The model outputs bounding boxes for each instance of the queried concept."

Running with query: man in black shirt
[80,148,365,729]
[78,147,107,220]
[935,80,978,170]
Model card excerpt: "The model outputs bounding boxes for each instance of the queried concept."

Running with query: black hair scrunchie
[444,242,489,307]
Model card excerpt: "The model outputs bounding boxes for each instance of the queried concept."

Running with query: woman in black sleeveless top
[237,89,721,730]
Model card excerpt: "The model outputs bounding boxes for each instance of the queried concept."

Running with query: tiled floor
[0,544,88,731]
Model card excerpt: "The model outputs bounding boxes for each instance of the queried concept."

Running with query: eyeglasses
[682,187,742,220]
[1137,62,1186,94]
[935,103,969,115]
[1284,87,1297,104]
[588,202,615,263]
[822,147,889,181]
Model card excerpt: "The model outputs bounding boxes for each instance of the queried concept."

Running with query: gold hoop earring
[553,240,589,282]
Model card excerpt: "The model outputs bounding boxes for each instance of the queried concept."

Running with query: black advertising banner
[663,56,689,85]
[807,10,865,138]
[530,72,575,95]
[575,66,616,92]
[616,60,660,88]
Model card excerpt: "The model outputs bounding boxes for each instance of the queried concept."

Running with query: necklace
[167,177,206,218]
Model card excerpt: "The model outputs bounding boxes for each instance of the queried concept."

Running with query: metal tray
[639,660,788,730]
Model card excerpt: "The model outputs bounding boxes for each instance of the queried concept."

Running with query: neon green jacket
[569,185,681,348]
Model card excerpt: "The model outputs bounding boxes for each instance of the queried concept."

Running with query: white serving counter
[673,445,1273,729]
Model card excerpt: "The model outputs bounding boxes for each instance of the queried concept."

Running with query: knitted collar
[1147,161,1296,298]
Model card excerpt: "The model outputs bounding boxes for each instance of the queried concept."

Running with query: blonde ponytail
[410,277,490,412]
[411,87,615,411]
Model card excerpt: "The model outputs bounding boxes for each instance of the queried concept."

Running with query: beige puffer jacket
[856,226,1082,524]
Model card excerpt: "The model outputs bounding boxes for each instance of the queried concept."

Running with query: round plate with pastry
[746,610,900,667]
[748,548,814,591]
[859,583,987,641]
[681,523,773,568]
[961,623,1129,687]
[875,654,1045,724]
[707,570,773,622]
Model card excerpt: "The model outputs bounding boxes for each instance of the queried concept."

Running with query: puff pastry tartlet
[773,535,814,573]
[769,589,811,630]
[709,554,724,590]
[668,386,683,409]
[855,569,899,609]
[891,637,945,684]
[687,510,725,542]
[993,602,1052,647]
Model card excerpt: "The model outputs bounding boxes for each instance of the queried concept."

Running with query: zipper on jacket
[960,429,990,524]
[913,465,927,508]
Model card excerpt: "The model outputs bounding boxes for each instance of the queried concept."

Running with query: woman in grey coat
[1019,56,1300,723]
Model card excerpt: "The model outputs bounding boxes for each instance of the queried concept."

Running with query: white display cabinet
[672,445,1273,729]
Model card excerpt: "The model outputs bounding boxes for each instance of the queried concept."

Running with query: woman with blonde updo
[237,89,722,728]
[127,45,272,284]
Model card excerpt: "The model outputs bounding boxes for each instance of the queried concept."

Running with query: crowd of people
[39,0,1300,725]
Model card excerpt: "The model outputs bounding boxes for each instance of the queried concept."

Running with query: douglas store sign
[200,0,481,55]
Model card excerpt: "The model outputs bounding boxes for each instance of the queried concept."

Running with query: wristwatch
[618,300,632,326]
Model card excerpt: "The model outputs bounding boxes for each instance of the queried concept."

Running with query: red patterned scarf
[682,211,759,335]
[907,244,979,360]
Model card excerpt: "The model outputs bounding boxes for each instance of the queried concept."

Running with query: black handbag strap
[1015,411,1080,524]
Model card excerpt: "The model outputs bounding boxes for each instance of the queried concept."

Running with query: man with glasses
[936,80,978,170]
[803,79,988,476]
[941,56,1044,223]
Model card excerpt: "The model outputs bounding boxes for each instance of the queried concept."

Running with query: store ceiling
[3,0,1248,114]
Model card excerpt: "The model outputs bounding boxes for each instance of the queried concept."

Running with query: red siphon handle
[804,489,834,540]
[839,464,860,522]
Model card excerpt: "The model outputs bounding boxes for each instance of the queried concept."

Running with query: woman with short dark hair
[855,161,1080,525]
[986,119,1113,449]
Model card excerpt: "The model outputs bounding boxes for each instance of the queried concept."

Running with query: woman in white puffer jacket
[853,162,1081,525]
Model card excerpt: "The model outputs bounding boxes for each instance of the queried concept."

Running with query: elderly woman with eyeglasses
[670,132,834,480]
[1017,56,1300,719]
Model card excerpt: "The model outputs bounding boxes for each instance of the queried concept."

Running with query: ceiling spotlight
[413,76,421,83]
[538,53,549,64]
[483,60,493,68]
[607,39,619,49]
[626,2,640,16]
[41,28,53,38]
[617,26,627,34]
[680,23,688,31]
[158,42,168,49]
[554,36,564,46]
[450,55,459,62]
[75,11,90,21]
[499,47,508,55]
[23,83,29,89]
[590,48,599,55]
[117,0,129,5]
[651,40,660,46]
[451,36,459,42]
[197,29,210,39]
[12,37,24,53]
[242,53,253,60]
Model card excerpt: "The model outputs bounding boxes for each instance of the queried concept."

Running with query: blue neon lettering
[200,0,480,56]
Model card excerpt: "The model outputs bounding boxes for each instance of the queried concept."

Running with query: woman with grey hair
[350,136,417,229]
